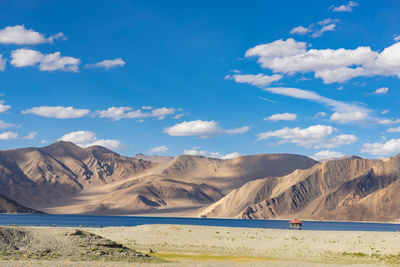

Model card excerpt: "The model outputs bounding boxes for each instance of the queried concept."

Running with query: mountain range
[0,141,398,222]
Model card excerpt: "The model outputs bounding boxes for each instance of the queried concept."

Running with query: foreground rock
[0,227,156,262]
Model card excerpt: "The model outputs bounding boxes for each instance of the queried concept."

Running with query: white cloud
[142,106,153,110]
[330,111,368,123]
[22,106,90,119]
[376,118,400,124]
[387,126,400,133]
[395,35,400,42]
[263,87,367,113]
[148,145,168,154]
[0,131,18,140]
[257,124,357,148]
[0,25,64,45]
[0,55,6,71]
[264,113,297,122]
[183,149,240,160]
[94,106,176,120]
[39,52,80,72]
[164,120,249,138]
[374,87,389,95]
[0,100,11,113]
[330,1,358,12]
[224,126,250,134]
[289,26,311,35]
[225,73,282,87]
[361,139,400,156]
[48,32,67,43]
[10,49,43,67]
[11,49,80,72]
[318,18,339,26]
[23,132,37,140]
[59,131,124,150]
[311,23,336,38]
[85,58,125,69]
[220,152,241,160]
[312,150,345,160]
[0,121,16,129]
[172,113,185,119]
[244,39,400,84]
[382,110,389,115]
[150,107,177,120]
[315,112,327,118]
[245,38,307,59]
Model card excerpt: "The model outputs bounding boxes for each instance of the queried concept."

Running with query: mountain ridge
[0,141,398,222]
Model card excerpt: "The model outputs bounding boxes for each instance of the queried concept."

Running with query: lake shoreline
[0,224,399,266]
[0,214,399,232]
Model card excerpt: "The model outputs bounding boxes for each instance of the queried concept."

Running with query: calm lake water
[0,214,398,232]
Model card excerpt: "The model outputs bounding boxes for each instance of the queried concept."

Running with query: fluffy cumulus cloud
[312,150,345,160]
[0,100,11,113]
[330,111,368,123]
[59,131,124,150]
[94,106,176,120]
[361,139,400,156]
[148,145,168,154]
[85,58,125,69]
[22,106,90,119]
[330,1,358,12]
[225,73,282,87]
[374,87,389,95]
[244,38,400,84]
[264,113,297,122]
[164,120,249,138]
[11,49,80,72]
[0,130,36,140]
[0,131,19,140]
[183,149,240,160]
[23,132,37,140]
[257,124,357,148]
[0,25,65,45]
[289,26,311,35]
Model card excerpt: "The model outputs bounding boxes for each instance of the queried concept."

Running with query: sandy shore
[86,224,400,266]
[1,225,399,266]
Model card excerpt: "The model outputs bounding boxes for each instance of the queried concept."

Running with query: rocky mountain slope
[0,194,42,214]
[0,142,317,216]
[199,156,400,222]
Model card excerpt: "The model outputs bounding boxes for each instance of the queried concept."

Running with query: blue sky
[0,0,400,159]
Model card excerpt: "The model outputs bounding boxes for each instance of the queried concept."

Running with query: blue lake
[0,214,399,232]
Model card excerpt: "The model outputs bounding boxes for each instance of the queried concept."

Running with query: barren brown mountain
[0,142,317,216]
[199,156,400,222]
[0,194,42,214]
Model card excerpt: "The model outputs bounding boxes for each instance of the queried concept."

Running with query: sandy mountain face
[133,153,174,164]
[0,141,154,209]
[199,156,400,222]
[0,142,318,216]
[0,194,42,214]
[43,153,317,215]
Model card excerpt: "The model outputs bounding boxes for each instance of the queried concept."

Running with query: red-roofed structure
[289,219,302,229]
